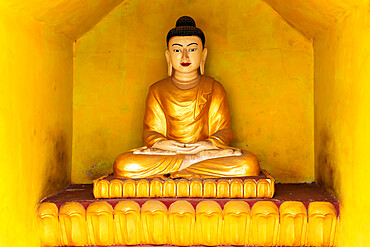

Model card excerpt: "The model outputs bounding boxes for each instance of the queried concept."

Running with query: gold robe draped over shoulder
[114,76,260,178]
[143,75,233,148]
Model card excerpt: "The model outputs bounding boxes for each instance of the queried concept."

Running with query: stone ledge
[38,183,339,246]
[93,169,275,199]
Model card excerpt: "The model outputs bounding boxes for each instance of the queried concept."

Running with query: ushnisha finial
[166,16,205,47]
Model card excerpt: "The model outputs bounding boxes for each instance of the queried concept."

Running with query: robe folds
[114,75,260,178]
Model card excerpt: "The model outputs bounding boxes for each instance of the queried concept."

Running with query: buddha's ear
[165,50,173,77]
[200,47,208,75]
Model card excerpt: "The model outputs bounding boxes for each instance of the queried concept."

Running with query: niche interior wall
[0,1,124,246]
[0,0,369,246]
[72,0,314,184]
[0,5,73,247]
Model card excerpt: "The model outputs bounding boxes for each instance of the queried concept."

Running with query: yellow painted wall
[73,0,314,183]
[0,5,72,247]
[3,0,370,245]
[314,4,370,246]
[264,0,364,37]
[5,0,123,40]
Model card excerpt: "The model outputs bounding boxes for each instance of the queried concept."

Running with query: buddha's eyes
[173,49,181,53]
[189,48,197,52]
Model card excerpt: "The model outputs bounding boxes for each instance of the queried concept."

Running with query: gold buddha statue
[114,16,260,179]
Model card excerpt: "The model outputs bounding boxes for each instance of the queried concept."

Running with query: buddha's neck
[172,71,201,90]
[172,75,201,90]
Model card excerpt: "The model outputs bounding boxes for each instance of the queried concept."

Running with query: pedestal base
[38,183,339,246]
[93,169,275,199]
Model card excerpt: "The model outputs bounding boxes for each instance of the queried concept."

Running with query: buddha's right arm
[142,88,197,153]
[143,131,167,147]
[142,88,168,147]
[141,86,196,151]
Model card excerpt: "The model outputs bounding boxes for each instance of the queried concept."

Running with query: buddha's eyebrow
[187,43,198,46]
[172,43,183,47]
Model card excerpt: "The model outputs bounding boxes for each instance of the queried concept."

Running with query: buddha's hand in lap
[133,147,177,155]
[133,140,242,165]
[179,148,242,170]
[133,140,204,155]
[151,140,219,154]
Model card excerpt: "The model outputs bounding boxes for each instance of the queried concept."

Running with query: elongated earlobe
[165,50,173,77]
[200,62,205,75]
[200,47,208,75]
[168,62,173,77]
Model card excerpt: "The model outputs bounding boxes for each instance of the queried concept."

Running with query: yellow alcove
[0,0,369,246]
[72,0,314,184]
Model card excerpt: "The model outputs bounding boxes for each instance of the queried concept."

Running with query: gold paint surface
[149,179,163,198]
[279,201,307,246]
[122,179,136,198]
[143,77,232,147]
[169,201,195,246]
[190,179,203,197]
[244,179,257,198]
[59,202,88,246]
[114,201,141,245]
[203,180,217,198]
[93,172,275,199]
[38,199,340,246]
[136,179,149,198]
[230,179,244,198]
[176,179,190,198]
[109,179,123,198]
[163,180,177,197]
[307,202,337,246]
[38,203,62,246]
[94,179,110,198]
[141,200,168,245]
[87,201,114,245]
[216,179,230,198]
[251,201,279,246]
[223,201,251,245]
[112,76,260,179]
[195,201,223,245]
[257,179,272,198]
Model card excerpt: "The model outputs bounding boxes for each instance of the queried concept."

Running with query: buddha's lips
[181,63,191,67]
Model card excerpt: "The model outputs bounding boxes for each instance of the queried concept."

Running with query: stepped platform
[38,183,339,246]
[93,169,275,199]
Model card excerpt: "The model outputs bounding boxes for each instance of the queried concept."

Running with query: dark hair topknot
[167,16,205,47]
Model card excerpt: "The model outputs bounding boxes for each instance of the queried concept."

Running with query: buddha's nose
[181,49,189,60]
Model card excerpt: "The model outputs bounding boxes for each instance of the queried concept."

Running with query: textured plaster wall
[5,0,124,40]
[0,5,72,247]
[73,0,314,183]
[314,4,370,246]
[263,0,364,37]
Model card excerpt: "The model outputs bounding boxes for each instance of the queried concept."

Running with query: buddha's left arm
[207,82,233,149]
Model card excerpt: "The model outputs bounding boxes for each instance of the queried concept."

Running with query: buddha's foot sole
[38,183,339,246]
[93,169,275,199]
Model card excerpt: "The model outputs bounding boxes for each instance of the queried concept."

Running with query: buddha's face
[166,36,207,75]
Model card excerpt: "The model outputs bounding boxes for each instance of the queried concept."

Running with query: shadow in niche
[39,130,70,201]
[316,127,337,197]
